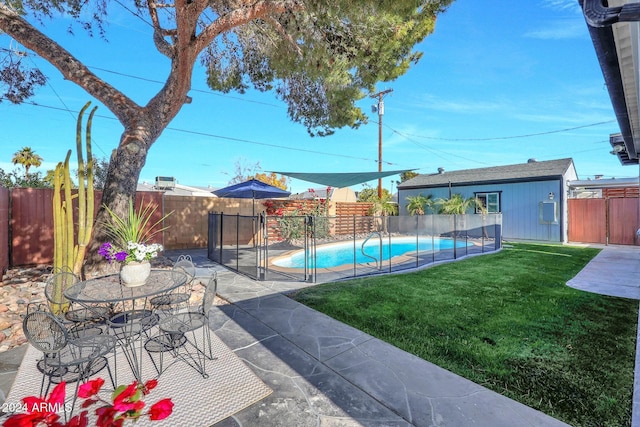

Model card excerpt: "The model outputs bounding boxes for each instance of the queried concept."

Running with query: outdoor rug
[4,330,272,426]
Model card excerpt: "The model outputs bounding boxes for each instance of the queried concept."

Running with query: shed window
[475,192,500,213]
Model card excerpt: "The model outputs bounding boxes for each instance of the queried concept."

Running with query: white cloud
[540,0,582,13]
[524,19,586,40]
[409,95,504,114]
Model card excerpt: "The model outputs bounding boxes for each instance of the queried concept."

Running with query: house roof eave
[581,0,640,165]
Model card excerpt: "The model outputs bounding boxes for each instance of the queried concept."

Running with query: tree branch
[265,16,302,56]
[148,0,176,58]
[193,0,304,54]
[0,2,140,123]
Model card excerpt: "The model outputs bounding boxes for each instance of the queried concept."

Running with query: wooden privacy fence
[4,188,375,267]
[7,189,254,266]
[9,189,164,267]
[0,187,8,274]
[568,197,639,245]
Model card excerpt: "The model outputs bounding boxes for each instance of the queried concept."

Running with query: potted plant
[99,198,172,287]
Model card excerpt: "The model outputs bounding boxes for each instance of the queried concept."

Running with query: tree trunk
[82,124,155,278]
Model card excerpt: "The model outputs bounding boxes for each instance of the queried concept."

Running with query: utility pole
[372,88,393,199]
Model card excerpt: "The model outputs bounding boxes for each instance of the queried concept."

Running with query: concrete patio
[1,244,639,426]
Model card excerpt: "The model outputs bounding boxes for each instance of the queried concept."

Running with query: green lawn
[291,243,638,427]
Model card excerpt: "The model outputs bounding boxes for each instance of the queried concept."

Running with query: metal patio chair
[150,255,197,313]
[22,308,117,419]
[148,272,217,378]
[44,272,110,335]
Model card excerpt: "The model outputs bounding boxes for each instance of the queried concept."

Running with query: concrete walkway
[566,244,640,427]
[1,245,638,426]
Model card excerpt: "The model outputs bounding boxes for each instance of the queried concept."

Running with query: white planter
[120,261,151,287]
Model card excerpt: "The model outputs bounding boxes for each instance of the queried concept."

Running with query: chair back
[45,272,79,305]
[45,272,80,314]
[201,272,217,315]
[173,256,196,282]
[23,310,69,353]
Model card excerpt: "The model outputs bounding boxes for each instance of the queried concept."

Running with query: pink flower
[78,378,104,399]
[112,382,144,413]
[148,399,174,421]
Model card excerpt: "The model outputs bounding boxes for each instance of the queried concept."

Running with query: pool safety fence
[207,212,502,283]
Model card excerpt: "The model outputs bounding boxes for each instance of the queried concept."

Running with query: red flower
[66,411,89,427]
[112,382,144,413]
[95,406,121,427]
[4,382,67,427]
[143,379,158,394]
[5,377,173,427]
[148,399,174,420]
[3,412,62,427]
[78,378,104,399]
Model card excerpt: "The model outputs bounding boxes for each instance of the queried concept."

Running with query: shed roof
[399,158,575,189]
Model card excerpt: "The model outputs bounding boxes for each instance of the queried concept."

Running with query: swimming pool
[271,236,470,269]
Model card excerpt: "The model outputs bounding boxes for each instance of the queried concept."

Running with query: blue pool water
[272,237,468,269]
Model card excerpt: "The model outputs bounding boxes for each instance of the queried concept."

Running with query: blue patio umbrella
[212,179,290,215]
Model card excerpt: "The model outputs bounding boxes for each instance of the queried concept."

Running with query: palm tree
[435,194,486,215]
[12,146,43,179]
[367,191,397,216]
[405,194,433,215]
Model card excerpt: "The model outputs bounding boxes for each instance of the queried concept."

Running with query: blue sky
[0,0,629,194]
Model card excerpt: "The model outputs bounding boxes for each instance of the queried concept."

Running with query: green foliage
[293,243,636,426]
[275,200,331,241]
[358,187,396,216]
[11,146,43,179]
[0,167,50,188]
[357,187,385,202]
[435,193,486,215]
[277,214,306,241]
[102,198,172,248]
[405,193,433,215]
[199,0,453,136]
[400,171,418,182]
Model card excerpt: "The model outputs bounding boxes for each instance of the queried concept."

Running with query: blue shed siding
[399,179,566,242]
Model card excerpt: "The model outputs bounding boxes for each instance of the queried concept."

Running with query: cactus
[51,102,97,313]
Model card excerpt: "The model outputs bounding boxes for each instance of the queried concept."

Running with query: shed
[397,158,577,243]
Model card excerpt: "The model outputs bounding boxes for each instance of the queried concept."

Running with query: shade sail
[212,179,291,199]
[270,170,413,188]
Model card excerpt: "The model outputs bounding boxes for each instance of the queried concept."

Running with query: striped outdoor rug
[4,330,271,426]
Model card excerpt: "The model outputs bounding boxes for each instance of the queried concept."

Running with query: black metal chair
[148,272,217,378]
[22,308,117,419]
[150,255,196,313]
[44,272,110,335]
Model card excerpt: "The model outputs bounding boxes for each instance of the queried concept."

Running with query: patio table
[64,269,187,383]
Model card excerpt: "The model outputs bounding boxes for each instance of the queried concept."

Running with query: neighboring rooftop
[137,177,217,197]
[399,158,575,189]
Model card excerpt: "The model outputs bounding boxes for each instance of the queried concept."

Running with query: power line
[86,65,285,109]
[1,98,394,165]
[395,120,617,142]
